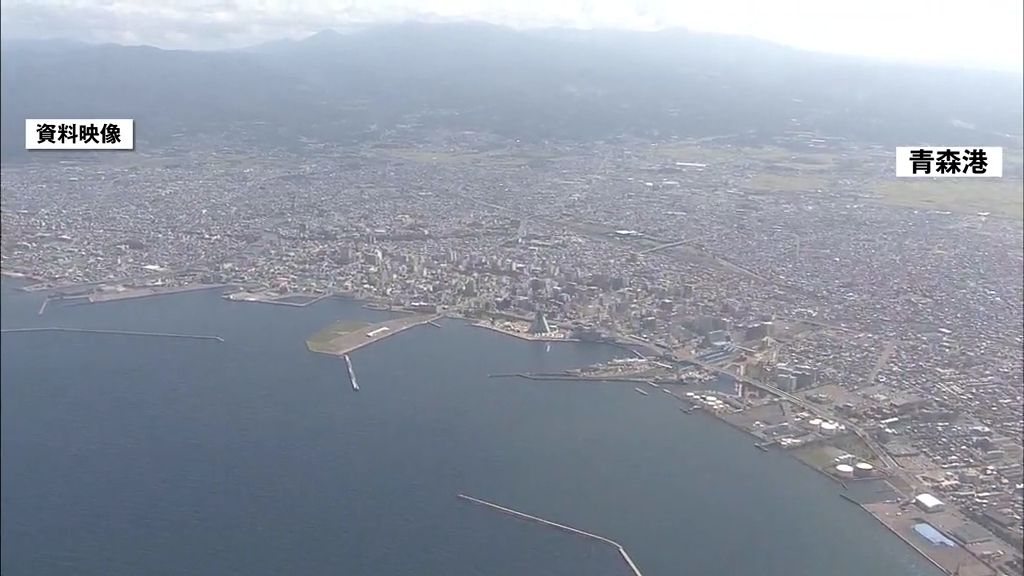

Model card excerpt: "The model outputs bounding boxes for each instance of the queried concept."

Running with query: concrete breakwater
[0,327,224,342]
[487,372,650,384]
[344,354,360,391]
[457,493,644,576]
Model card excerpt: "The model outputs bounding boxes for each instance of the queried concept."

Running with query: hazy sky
[2,0,1022,73]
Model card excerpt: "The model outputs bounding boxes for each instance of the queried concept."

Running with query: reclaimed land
[470,321,579,343]
[305,313,442,356]
[86,284,229,303]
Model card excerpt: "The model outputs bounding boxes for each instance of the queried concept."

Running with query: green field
[374,146,544,167]
[875,178,1024,219]
[749,172,830,191]
[306,319,371,348]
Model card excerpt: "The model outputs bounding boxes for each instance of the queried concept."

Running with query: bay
[1,281,939,575]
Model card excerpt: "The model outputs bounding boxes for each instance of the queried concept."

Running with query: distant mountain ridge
[2,22,1022,158]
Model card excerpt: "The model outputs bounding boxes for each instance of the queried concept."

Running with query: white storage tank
[854,462,875,477]
[835,464,855,478]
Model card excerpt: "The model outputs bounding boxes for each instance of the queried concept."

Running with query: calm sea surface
[1,281,940,575]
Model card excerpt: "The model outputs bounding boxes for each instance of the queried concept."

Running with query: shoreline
[857,501,957,576]
[0,279,970,573]
[87,284,231,303]
[469,321,580,343]
[474,329,957,574]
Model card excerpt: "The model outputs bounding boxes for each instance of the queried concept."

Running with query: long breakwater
[0,327,224,342]
[456,494,643,576]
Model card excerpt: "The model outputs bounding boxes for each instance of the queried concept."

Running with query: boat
[634,387,649,396]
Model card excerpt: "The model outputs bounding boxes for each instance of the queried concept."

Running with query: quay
[457,493,643,576]
[0,327,224,342]
[225,291,329,307]
[89,284,229,304]
[344,354,359,391]
[486,372,648,384]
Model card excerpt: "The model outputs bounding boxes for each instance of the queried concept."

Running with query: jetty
[344,354,359,391]
[457,494,643,576]
[0,327,224,342]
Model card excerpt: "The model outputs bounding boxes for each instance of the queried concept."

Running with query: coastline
[0,277,984,574]
[87,284,230,303]
[470,321,581,343]
[480,352,965,574]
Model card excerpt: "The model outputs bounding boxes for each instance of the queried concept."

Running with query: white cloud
[1,0,1021,72]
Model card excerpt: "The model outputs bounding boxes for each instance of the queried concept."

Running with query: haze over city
[2,0,1023,72]
[1,2,1022,576]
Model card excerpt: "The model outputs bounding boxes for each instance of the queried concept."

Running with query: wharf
[88,284,229,304]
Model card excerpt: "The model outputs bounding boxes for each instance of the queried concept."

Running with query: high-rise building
[530,310,552,334]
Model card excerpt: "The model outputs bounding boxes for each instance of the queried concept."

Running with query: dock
[344,354,359,391]
[0,327,224,342]
[457,493,643,576]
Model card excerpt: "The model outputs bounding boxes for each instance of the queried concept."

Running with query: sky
[1,0,1022,73]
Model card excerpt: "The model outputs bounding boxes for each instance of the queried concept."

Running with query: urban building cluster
[2,134,1021,572]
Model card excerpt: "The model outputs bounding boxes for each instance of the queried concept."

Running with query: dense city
[2,132,1022,575]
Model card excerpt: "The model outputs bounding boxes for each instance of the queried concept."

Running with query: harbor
[457,494,643,576]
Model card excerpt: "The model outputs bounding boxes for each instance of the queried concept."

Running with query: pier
[457,494,643,576]
[0,327,224,342]
[344,354,359,391]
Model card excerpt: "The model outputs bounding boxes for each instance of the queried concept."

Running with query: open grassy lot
[306,319,371,348]
[875,178,1023,219]
[749,172,830,191]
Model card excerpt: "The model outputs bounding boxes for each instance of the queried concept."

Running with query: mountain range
[2,22,1022,158]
